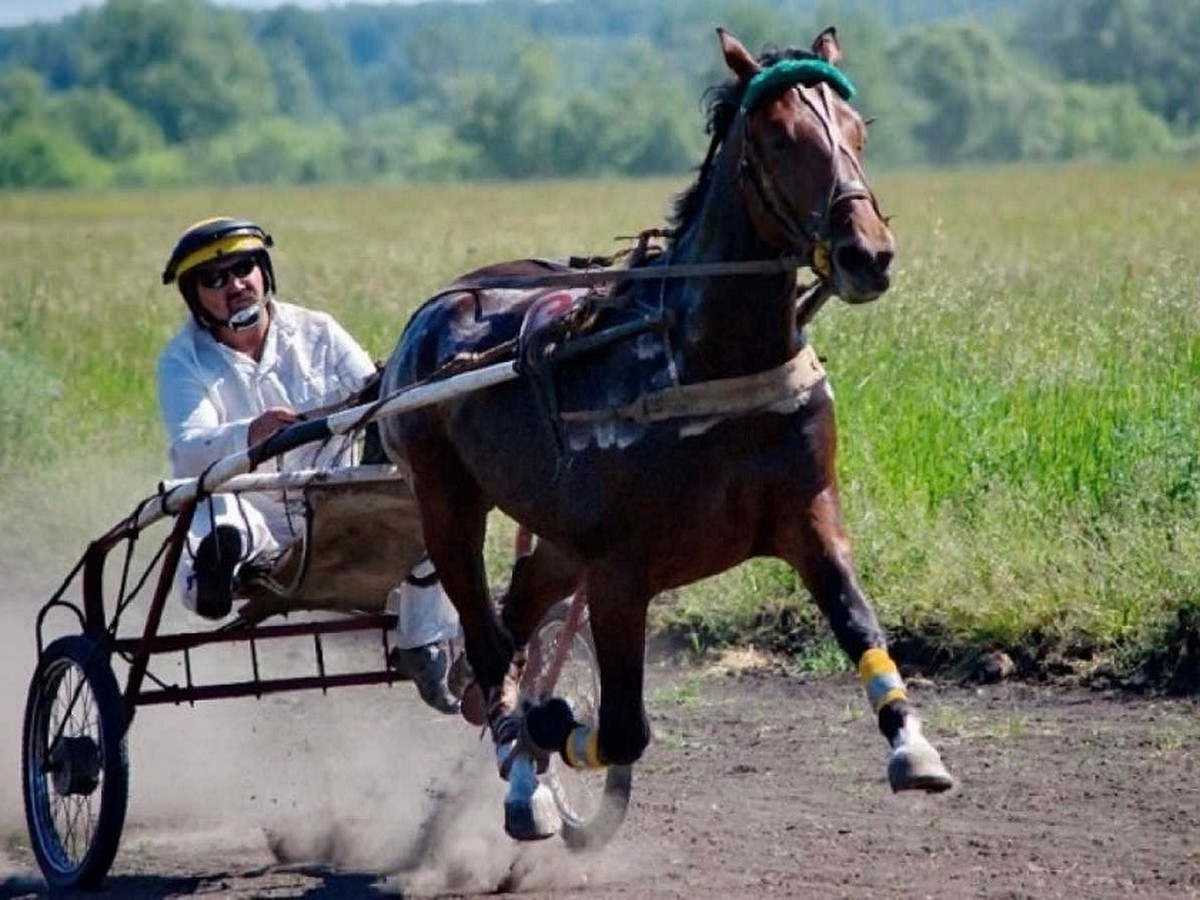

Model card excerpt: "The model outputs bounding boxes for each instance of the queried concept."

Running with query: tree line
[0,0,1195,189]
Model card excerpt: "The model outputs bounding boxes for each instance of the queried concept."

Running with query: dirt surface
[4,646,1200,900]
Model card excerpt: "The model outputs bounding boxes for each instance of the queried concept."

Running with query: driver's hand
[248,407,300,446]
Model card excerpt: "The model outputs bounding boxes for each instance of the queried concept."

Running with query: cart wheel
[525,600,632,851]
[22,635,129,891]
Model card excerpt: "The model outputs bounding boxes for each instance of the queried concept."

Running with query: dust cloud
[0,453,635,895]
[1,451,175,885]
[2,453,150,885]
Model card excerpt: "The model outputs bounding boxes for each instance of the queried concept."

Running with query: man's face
[192,253,266,328]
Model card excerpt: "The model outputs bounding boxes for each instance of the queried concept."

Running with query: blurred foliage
[0,0,1196,187]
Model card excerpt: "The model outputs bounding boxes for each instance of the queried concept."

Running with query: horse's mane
[670,46,820,240]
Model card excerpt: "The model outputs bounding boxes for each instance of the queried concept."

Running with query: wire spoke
[43,660,102,867]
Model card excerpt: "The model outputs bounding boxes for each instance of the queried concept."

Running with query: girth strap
[559,344,826,426]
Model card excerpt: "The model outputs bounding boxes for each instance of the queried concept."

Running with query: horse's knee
[464,628,514,691]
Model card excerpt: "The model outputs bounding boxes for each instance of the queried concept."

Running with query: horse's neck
[664,152,799,380]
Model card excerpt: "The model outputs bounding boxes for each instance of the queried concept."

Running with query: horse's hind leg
[784,487,954,794]
[524,559,652,769]
[501,536,583,647]
[586,567,652,766]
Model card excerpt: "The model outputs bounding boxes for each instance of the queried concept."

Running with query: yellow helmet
[162,217,275,288]
[163,217,277,330]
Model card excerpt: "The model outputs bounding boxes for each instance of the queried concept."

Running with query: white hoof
[888,724,955,794]
[502,753,561,841]
[505,782,561,841]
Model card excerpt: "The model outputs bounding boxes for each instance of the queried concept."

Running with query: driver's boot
[390,641,460,714]
[192,525,241,619]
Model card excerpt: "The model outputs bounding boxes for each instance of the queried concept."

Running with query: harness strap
[442,255,806,296]
[559,344,826,426]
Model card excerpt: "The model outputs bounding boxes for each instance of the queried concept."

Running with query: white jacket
[158,299,377,550]
[157,299,459,647]
[157,298,377,480]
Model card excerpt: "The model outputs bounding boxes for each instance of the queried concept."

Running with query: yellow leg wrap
[563,725,605,769]
[858,647,908,713]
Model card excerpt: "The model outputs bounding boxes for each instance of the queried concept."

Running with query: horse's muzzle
[833,240,893,304]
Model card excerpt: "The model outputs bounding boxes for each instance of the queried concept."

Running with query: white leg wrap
[387,559,461,649]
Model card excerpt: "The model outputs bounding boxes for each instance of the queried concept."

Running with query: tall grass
[664,163,1200,676]
[2,164,1197,678]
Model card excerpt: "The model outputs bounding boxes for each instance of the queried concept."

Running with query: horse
[379,26,954,840]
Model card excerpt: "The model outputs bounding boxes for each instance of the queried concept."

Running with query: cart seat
[235,465,426,622]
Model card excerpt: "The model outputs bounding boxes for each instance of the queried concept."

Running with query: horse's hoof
[888,737,955,794]
[504,783,561,841]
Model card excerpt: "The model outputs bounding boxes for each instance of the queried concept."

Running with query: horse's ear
[811,26,844,67]
[717,27,761,80]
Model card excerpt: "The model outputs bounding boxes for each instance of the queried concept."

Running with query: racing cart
[20,361,631,891]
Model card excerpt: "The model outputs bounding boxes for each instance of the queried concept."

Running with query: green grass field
[3,163,1198,685]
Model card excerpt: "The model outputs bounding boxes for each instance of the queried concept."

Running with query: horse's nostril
[834,244,872,274]
[834,244,892,277]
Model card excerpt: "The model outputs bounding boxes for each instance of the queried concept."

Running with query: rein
[439,58,872,303]
[399,59,873,438]
[445,255,807,294]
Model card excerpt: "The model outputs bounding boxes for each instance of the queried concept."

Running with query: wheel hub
[47,736,101,796]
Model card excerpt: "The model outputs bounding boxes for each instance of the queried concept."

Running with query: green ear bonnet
[741,59,857,110]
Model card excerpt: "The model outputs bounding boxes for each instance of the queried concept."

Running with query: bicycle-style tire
[23,635,130,891]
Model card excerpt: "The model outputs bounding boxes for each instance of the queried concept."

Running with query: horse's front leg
[406,442,513,708]
[410,456,562,839]
[524,560,652,769]
[786,486,955,793]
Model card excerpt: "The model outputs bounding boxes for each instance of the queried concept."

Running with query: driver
[157,216,460,713]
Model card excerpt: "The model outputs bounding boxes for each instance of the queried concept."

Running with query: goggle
[195,256,257,290]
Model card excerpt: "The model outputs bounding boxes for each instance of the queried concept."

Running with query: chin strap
[215,302,264,332]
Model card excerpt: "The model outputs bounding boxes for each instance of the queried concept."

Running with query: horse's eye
[849,120,867,156]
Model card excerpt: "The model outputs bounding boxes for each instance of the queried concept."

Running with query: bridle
[738,71,883,280]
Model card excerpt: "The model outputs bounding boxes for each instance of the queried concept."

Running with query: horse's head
[722,27,893,304]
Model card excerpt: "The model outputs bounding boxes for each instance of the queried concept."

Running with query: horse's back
[387,258,589,383]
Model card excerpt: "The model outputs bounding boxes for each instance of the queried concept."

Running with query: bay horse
[380,26,954,839]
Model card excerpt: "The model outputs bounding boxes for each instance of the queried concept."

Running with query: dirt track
[4,650,1200,900]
